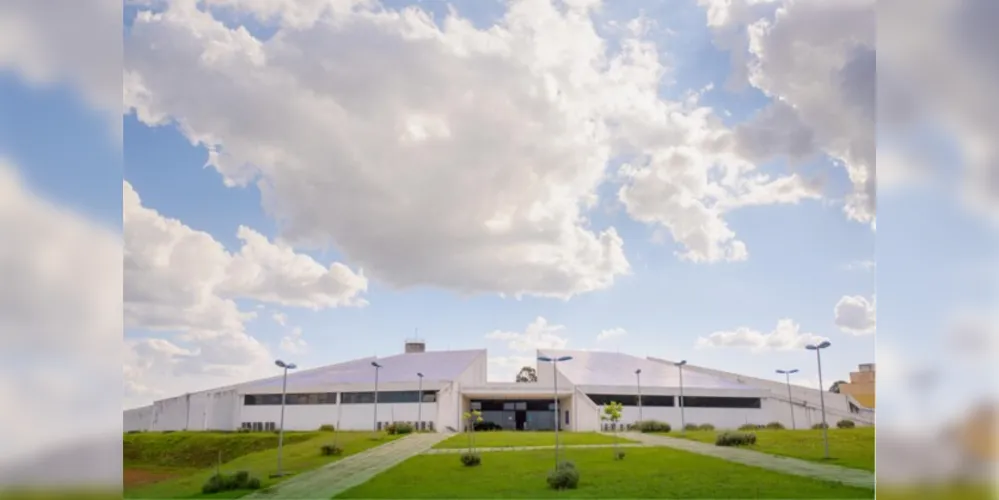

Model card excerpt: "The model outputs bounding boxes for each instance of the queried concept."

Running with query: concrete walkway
[615,432,874,489]
[245,432,451,499]
[424,443,647,454]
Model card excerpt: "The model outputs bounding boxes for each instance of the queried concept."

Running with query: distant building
[123,345,874,433]
[836,363,875,409]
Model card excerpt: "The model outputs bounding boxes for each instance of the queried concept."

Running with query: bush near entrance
[715,431,757,447]
[633,420,671,433]
[546,461,580,490]
[837,419,856,428]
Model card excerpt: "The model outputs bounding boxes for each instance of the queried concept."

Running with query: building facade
[836,362,876,409]
[123,344,874,433]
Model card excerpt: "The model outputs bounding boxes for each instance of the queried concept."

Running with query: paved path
[614,432,874,489]
[424,443,647,454]
[245,432,451,499]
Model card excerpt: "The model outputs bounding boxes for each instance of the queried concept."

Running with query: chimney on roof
[405,338,426,353]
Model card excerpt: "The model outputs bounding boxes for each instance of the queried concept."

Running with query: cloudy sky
[1,0,997,466]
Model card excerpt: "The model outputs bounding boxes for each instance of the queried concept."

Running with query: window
[244,393,337,405]
[340,390,438,404]
[587,394,674,407]
[680,396,761,409]
[265,422,276,431]
[565,410,569,425]
[341,392,375,404]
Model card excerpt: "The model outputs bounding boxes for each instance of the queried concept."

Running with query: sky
[1,0,997,469]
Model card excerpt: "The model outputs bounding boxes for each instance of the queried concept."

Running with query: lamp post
[538,354,573,469]
[675,360,687,433]
[371,361,382,434]
[635,369,643,422]
[806,341,831,458]
[775,369,799,429]
[273,359,297,477]
[417,372,424,432]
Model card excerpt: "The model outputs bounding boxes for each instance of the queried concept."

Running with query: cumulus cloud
[122,0,823,291]
[834,294,876,335]
[487,355,537,382]
[700,0,876,227]
[0,0,122,135]
[123,180,367,407]
[596,327,626,342]
[485,317,570,353]
[696,318,828,352]
[0,161,121,463]
[279,327,308,355]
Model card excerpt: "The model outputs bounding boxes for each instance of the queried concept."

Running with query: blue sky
[15,0,993,427]
[113,0,877,402]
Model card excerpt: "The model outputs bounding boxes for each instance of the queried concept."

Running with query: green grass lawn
[125,431,402,499]
[336,447,874,498]
[670,427,875,471]
[433,431,636,449]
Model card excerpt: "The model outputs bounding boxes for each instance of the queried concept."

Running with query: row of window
[243,390,438,406]
[241,421,277,431]
[586,394,762,409]
[471,400,555,412]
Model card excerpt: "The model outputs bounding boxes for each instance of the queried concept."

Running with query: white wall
[124,405,154,432]
[238,401,438,431]
[435,382,459,432]
[572,389,601,432]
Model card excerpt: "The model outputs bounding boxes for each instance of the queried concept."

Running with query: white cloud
[842,259,876,272]
[596,327,626,342]
[696,318,828,352]
[280,327,307,355]
[487,355,537,382]
[0,161,121,463]
[122,0,823,292]
[123,180,367,407]
[701,0,876,227]
[834,294,876,335]
[485,317,569,352]
[0,0,122,135]
[272,312,287,326]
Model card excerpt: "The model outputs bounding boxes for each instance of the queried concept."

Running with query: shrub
[460,452,481,467]
[837,419,856,429]
[765,421,785,430]
[237,428,251,433]
[739,424,763,431]
[386,422,414,435]
[716,431,757,447]
[683,423,700,431]
[473,421,503,431]
[201,471,262,494]
[546,461,580,490]
[319,424,336,432]
[812,422,829,430]
[614,450,626,460]
[320,444,343,456]
[634,420,671,433]
[697,423,715,431]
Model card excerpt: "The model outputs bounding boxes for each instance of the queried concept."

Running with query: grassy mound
[123,431,318,468]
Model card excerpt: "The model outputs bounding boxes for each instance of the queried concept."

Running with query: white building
[123,343,874,433]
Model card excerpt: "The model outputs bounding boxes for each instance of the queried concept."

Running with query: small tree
[516,366,538,383]
[462,409,484,452]
[601,401,624,459]
[829,380,847,393]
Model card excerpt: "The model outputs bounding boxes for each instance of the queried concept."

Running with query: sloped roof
[240,349,484,391]
[538,349,754,390]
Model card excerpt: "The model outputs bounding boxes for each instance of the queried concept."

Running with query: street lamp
[538,354,573,469]
[775,369,799,429]
[273,359,297,477]
[635,369,643,422]
[371,361,382,434]
[416,372,424,432]
[806,341,832,458]
[675,360,687,433]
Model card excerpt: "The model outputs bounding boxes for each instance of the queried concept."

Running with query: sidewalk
[245,432,451,499]
[616,432,875,489]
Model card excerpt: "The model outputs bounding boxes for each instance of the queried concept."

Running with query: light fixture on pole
[775,369,799,429]
[371,361,382,435]
[272,359,297,477]
[675,360,687,433]
[635,368,643,422]
[416,372,424,432]
[806,341,832,458]
[538,354,573,470]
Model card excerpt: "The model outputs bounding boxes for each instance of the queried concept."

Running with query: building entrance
[471,399,558,431]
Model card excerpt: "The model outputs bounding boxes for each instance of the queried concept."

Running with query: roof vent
[405,339,426,353]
